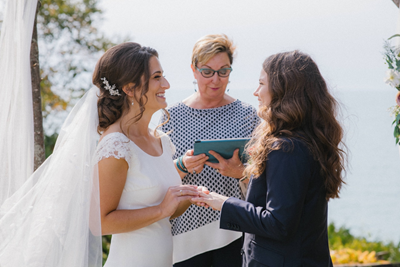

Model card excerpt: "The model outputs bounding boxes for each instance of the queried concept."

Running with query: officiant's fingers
[206,149,244,178]
[205,150,228,174]
[232,149,241,161]
[204,161,218,169]
[183,151,209,173]
[207,150,227,164]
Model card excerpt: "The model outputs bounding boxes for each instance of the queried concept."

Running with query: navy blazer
[220,139,333,267]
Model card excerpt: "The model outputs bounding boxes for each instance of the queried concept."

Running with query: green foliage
[383,40,400,145]
[44,133,58,158]
[37,0,126,132]
[384,41,400,74]
[102,235,111,265]
[328,223,400,262]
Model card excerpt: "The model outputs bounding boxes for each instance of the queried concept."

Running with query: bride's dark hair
[93,42,168,134]
[244,50,346,200]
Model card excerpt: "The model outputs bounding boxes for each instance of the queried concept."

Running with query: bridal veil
[0,0,103,266]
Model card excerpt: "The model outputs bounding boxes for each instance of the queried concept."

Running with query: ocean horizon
[150,87,400,244]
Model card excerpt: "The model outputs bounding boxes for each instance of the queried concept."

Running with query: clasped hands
[186,185,228,211]
[168,185,227,211]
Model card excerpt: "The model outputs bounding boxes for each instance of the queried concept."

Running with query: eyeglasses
[195,67,233,78]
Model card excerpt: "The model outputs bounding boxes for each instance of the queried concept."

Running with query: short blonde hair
[191,34,236,67]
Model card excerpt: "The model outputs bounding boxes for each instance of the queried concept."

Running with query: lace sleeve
[94,133,132,168]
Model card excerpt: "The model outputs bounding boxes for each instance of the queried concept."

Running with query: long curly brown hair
[244,51,346,200]
[93,42,169,135]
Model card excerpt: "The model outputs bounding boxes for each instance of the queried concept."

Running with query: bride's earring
[131,98,134,107]
[227,81,230,93]
[193,80,197,92]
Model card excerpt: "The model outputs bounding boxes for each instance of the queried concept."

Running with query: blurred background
[1,0,399,262]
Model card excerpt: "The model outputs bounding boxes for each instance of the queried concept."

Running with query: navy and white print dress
[160,100,260,264]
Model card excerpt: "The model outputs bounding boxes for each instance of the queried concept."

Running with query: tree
[37,0,123,156]
[31,2,45,170]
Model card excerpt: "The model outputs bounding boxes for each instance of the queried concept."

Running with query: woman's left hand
[205,149,245,178]
[191,192,229,211]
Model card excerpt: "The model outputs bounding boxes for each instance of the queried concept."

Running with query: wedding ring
[216,169,219,173]
[193,170,196,174]
[179,190,183,196]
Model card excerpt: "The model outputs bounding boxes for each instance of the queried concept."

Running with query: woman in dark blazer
[193,50,346,267]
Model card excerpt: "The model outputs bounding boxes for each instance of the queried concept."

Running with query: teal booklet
[193,138,251,163]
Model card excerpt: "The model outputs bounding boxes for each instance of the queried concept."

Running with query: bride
[95,42,204,266]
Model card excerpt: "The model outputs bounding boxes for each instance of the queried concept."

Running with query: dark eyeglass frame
[195,66,233,78]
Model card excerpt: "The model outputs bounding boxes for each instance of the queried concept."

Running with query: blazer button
[240,249,244,255]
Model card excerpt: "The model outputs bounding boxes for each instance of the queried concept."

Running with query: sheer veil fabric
[0,0,36,206]
[0,87,103,267]
[0,0,103,266]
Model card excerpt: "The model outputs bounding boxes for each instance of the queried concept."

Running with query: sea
[150,87,400,244]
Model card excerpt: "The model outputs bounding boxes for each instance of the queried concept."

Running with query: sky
[98,0,399,94]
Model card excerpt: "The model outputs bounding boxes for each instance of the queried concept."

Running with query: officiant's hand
[205,149,245,178]
[183,149,209,175]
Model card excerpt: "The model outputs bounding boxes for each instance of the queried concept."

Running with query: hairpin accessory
[101,77,121,96]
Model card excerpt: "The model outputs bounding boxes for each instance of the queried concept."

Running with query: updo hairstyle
[93,42,158,133]
[191,34,236,67]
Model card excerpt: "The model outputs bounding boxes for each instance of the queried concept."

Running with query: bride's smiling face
[139,56,170,112]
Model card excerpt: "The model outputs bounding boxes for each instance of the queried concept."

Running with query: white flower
[384,69,400,88]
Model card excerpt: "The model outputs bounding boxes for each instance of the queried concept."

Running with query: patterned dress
[160,100,260,264]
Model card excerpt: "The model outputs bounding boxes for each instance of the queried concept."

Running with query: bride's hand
[191,192,229,211]
[158,185,200,218]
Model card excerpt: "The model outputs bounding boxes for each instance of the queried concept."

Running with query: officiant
[160,33,260,267]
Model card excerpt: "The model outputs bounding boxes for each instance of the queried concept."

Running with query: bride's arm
[99,157,199,235]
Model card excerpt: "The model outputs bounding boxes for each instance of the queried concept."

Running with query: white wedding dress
[95,131,181,267]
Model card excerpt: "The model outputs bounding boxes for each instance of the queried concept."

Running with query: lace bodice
[94,132,133,168]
